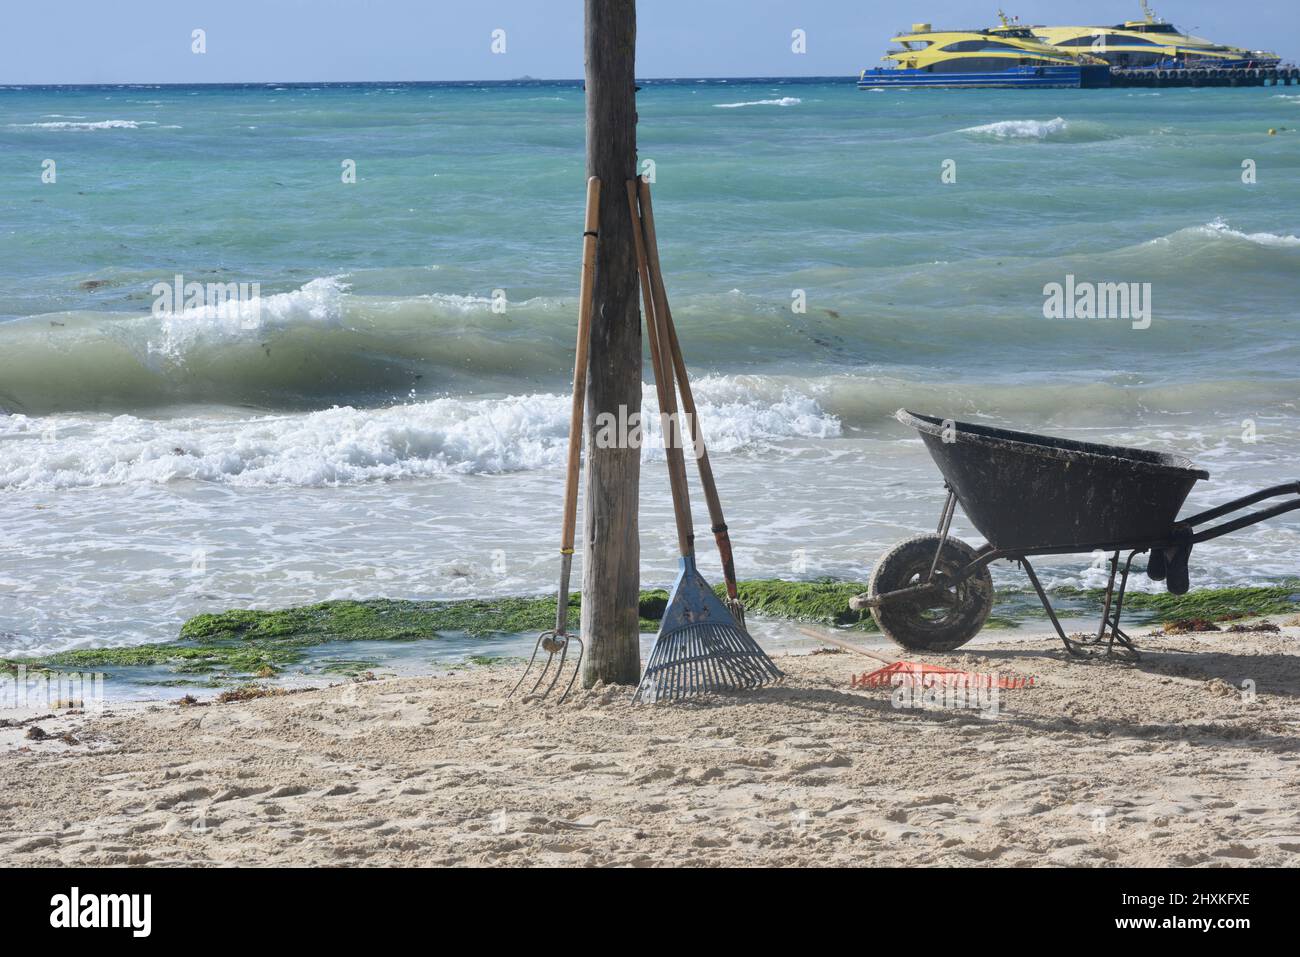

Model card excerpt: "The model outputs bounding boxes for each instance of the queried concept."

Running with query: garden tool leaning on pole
[626,179,782,703]
[637,180,748,630]
[510,176,600,703]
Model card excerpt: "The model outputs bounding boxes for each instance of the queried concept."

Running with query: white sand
[3,625,1299,867]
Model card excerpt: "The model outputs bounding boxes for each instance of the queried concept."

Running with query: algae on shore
[39,642,301,674]
[1058,583,1300,623]
[180,594,670,644]
[8,580,1296,687]
[733,579,872,626]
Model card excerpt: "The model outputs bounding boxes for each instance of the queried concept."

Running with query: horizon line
[0,75,852,89]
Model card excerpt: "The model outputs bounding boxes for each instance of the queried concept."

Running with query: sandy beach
[3,623,1298,867]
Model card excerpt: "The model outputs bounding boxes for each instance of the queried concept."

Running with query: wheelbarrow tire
[869,535,993,653]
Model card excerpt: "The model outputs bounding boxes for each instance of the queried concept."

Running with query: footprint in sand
[1212,844,1258,859]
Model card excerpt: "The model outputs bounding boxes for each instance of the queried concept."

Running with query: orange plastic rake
[795,626,1034,691]
[850,661,1035,690]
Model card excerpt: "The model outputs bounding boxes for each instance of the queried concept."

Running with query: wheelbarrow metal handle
[1181,481,1300,528]
[1191,495,1300,545]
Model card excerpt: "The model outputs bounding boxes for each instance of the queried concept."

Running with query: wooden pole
[580,0,641,686]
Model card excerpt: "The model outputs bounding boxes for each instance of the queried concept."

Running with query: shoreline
[4,581,1298,700]
[3,624,1298,867]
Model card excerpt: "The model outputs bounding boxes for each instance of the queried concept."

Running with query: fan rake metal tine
[723,625,781,685]
[635,618,782,703]
[683,633,698,697]
[662,635,681,701]
[694,632,714,696]
[701,627,732,691]
[711,628,744,685]
[685,631,702,696]
[667,636,682,699]
[714,627,760,688]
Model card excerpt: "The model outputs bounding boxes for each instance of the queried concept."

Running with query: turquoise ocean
[2,79,1298,679]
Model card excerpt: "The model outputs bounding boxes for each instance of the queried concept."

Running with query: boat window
[927,56,1063,73]
[940,40,1030,52]
[1054,34,1161,47]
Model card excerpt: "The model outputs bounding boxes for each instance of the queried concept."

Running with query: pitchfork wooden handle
[560,176,602,557]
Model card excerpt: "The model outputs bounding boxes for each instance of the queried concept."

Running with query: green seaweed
[1,659,59,679]
[465,654,525,666]
[11,581,1293,691]
[181,593,670,644]
[983,614,1021,631]
[730,580,1014,632]
[40,642,301,675]
[317,659,381,676]
[1056,583,1300,623]
[731,579,873,628]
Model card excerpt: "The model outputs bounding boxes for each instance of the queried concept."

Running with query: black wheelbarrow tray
[853,410,1300,660]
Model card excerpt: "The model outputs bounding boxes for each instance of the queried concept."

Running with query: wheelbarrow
[853,410,1300,660]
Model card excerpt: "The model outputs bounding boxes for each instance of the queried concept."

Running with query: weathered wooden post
[580,0,642,686]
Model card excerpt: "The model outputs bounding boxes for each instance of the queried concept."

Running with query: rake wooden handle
[637,179,741,600]
[626,179,694,557]
[795,625,898,665]
[554,176,601,636]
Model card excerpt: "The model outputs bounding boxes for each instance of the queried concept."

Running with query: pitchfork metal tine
[557,637,584,702]
[509,630,585,703]
[510,633,548,698]
[539,638,567,697]
[514,179,599,705]
[527,645,555,697]
[542,635,584,702]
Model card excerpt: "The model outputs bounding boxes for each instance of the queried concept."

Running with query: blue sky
[1,1,1293,84]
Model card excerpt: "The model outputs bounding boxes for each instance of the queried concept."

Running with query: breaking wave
[1178,218,1300,249]
[1,222,1295,419]
[957,117,1111,142]
[0,378,841,490]
[148,276,349,361]
[8,119,155,131]
[714,97,802,108]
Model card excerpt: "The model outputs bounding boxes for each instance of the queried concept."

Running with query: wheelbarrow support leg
[1020,555,1140,661]
[1094,551,1140,659]
[927,488,958,582]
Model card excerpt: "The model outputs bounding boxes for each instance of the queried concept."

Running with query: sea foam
[8,119,154,130]
[1148,218,1300,249]
[959,116,1069,139]
[0,378,841,491]
[149,276,349,361]
[1195,219,1300,248]
[714,97,801,108]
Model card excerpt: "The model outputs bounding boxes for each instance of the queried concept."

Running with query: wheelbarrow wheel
[869,535,993,653]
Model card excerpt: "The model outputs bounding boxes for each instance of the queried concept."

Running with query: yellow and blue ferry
[1030,2,1280,70]
[858,17,1109,90]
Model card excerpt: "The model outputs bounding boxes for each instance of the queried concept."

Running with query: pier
[1109,65,1300,88]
